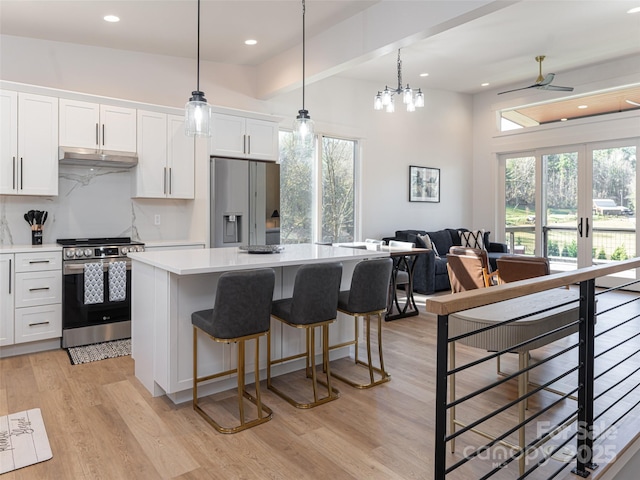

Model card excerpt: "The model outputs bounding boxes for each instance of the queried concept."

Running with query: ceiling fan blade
[537,73,555,86]
[539,84,574,92]
[626,99,640,107]
[497,84,538,95]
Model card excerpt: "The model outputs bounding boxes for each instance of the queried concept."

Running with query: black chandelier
[374,49,424,113]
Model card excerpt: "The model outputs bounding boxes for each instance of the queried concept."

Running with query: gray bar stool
[267,262,343,409]
[191,268,275,434]
[331,257,393,388]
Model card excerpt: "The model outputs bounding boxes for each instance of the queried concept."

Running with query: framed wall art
[409,165,440,203]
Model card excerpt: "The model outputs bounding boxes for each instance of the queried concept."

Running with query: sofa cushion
[434,257,448,275]
[427,230,454,255]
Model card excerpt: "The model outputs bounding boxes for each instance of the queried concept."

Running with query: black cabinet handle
[20,157,23,189]
[169,167,172,195]
[578,217,583,237]
[8,258,11,294]
[96,123,99,146]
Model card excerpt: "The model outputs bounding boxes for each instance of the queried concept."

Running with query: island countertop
[128,243,388,275]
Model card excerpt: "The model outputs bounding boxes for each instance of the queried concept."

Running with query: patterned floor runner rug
[0,408,52,474]
[67,338,131,365]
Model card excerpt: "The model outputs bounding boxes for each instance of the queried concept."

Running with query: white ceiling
[1,0,639,96]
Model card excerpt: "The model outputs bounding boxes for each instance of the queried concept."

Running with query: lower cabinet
[14,304,62,344]
[0,250,62,353]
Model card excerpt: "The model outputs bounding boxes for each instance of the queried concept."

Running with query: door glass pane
[320,137,355,243]
[591,146,636,273]
[543,152,579,271]
[505,156,536,255]
[279,131,313,244]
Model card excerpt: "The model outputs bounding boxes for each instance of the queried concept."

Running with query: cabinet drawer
[15,251,61,272]
[15,271,61,307]
[14,304,61,344]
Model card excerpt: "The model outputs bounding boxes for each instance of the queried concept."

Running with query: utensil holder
[31,225,43,245]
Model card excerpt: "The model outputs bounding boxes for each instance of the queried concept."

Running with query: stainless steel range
[57,237,144,348]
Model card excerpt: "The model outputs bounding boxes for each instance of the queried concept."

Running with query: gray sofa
[383,228,508,294]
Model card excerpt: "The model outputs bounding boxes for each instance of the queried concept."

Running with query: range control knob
[75,250,84,257]
[84,249,92,257]
[65,249,75,258]
[121,247,128,254]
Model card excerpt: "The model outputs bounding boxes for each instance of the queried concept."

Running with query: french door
[503,138,639,286]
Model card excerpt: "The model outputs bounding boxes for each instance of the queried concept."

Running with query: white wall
[1,34,474,245]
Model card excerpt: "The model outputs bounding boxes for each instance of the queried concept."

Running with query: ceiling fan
[498,55,574,95]
[626,99,640,107]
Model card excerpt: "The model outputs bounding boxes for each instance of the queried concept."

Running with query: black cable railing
[428,259,640,479]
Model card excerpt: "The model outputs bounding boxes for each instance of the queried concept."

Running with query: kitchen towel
[108,261,127,302]
[84,262,104,305]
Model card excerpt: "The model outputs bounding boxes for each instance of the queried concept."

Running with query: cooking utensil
[24,213,31,225]
[42,211,48,225]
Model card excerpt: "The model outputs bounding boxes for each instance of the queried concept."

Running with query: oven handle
[63,259,132,275]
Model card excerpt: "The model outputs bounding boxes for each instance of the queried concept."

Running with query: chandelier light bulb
[406,101,415,112]
[386,97,395,113]
[403,86,413,105]
[415,89,424,108]
[374,93,383,110]
[382,88,391,106]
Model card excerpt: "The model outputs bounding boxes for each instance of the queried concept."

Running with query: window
[278,131,358,244]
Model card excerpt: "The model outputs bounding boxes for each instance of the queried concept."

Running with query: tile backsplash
[0,165,196,245]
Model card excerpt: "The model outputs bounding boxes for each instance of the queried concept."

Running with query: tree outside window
[279,131,357,244]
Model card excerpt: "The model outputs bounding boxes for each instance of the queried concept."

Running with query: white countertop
[0,244,61,254]
[128,244,389,275]
[143,240,206,249]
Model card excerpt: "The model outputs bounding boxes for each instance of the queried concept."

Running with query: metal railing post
[573,278,598,477]
[434,314,449,480]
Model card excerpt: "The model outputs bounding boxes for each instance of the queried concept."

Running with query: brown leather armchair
[446,246,498,293]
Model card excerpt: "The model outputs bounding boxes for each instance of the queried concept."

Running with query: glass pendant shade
[185,91,212,137]
[293,109,314,145]
[406,101,415,112]
[382,88,391,106]
[374,93,383,110]
[385,97,395,113]
[403,86,413,104]
[415,89,424,108]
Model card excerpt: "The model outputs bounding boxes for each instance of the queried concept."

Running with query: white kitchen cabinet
[210,113,278,161]
[0,254,14,346]
[0,90,58,196]
[12,251,62,344]
[59,99,136,152]
[133,110,194,199]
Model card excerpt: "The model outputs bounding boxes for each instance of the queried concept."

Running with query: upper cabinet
[133,110,195,199]
[210,113,279,162]
[0,90,58,196]
[59,99,136,152]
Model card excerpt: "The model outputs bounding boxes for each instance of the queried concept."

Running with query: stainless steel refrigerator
[210,158,280,247]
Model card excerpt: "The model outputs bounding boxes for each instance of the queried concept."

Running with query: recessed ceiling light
[627,7,640,13]
[419,73,429,77]
[578,105,588,109]
[244,39,257,46]
[560,118,568,122]
[481,83,490,87]
[104,15,120,23]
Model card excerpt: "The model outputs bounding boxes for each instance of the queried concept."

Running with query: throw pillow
[417,233,433,249]
[459,229,485,250]
[417,233,440,257]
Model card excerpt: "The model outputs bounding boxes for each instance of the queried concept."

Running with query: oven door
[62,258,132,330]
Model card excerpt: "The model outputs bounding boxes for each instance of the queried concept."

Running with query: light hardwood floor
[1,292,638,479]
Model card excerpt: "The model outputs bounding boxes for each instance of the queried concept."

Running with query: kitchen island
[128,244,389,404]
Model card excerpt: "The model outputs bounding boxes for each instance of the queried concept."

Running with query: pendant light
[293,0,314,146]
[185,0,212,137]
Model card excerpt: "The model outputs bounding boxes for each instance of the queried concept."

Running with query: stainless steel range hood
[59,146,138,168]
